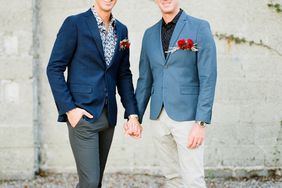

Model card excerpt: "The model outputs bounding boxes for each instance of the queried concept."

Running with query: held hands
[66,108,93,128]
[123,117,143,139]
[187,123,205,149]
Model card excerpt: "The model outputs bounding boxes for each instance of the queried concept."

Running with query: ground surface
[0,174,282,188]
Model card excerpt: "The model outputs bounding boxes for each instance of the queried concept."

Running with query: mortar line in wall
[32,0,41,175]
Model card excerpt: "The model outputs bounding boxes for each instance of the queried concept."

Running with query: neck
[94,5,111,25]
[162,8,180,24]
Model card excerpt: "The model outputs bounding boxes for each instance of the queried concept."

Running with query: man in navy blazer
[47,0,142,187]
[133,0,217,187]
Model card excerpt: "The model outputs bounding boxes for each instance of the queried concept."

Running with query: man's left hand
[187,123,205,149]
[124,118,143,139]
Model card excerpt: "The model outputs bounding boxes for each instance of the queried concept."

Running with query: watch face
[199,122,206,127]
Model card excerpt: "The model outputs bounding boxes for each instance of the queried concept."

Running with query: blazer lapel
[166,12,187,62]
[85,9,106,68]
[107,21,122,69]
[153,20,166,64]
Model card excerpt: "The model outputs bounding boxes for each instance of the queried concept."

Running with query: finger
[130,123,136,134]
[124,127,130,136]
[129,124,140,138]
[187,135,194,148]
[137,126,142,138]
[70,118,79,128]
[133,124,138,134]
[125,125,132,135]
[70,116,81,128]
[126,122,132,131]
[129,132,137,138]
[198,137,204,146]
[83,110,93,119]
[191,137,200,149]
[136,132,141,139]
[125,124,134,136]
[128,122,135,133]
[71,122,76,128]
[132,132,140,139]
[126,123,134,135]
[134,126,141,138]
[123,123,129,131]
[132,134,140,139]
[136,127,141,138]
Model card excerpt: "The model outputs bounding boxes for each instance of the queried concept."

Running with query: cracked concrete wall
[0,0,282,180]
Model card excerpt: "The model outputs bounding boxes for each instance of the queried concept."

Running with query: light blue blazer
[135,11,217,124]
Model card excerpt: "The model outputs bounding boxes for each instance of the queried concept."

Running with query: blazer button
[164,65,168,69]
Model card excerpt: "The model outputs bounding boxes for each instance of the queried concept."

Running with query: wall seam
[32,0,41,175]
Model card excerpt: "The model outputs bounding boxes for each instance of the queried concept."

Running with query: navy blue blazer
[47,9,138,126]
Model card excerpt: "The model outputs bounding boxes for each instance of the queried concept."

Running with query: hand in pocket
[66,108,93,128]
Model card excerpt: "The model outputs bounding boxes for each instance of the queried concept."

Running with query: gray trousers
[67,108,115,188]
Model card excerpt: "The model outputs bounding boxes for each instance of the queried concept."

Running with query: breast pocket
[172,50,197,65]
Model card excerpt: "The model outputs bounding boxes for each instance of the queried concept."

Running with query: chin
[159,3,175,13]
[101,6,113,12]
[161,7,174,14]
[98,0,116,12]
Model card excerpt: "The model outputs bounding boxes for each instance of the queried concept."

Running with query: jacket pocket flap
[180,86,199,95]
[70,84,92,93]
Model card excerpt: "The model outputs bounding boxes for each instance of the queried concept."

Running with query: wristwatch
[196,121,207,128]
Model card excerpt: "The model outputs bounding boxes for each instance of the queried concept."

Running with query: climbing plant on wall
[214,1,282,56]
[267,1,282,13]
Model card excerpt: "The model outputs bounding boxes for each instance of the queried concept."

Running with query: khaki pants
[152,109,206,188]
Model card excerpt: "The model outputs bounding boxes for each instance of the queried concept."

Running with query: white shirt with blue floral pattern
[91,7,117,66]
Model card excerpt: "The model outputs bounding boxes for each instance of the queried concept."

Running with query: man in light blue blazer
[134,0,217,187]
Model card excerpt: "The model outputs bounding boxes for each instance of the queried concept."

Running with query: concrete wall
[0,0,34,179]
[0,0,282,179]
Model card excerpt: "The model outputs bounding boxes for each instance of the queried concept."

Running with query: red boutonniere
[120,39,130,50]
[166,38,198,54]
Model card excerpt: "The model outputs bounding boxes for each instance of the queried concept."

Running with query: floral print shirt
[91,7,117,66]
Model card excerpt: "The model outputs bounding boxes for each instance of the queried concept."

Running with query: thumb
[123,122,129,130]
[83,110,93,119]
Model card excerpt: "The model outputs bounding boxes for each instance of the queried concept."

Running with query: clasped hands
[123,117,143,139]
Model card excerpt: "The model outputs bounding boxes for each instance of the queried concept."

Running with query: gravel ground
[1,174,282,188]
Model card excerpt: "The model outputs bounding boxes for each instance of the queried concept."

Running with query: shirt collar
[162,8,183,26]
[91,6,116,28]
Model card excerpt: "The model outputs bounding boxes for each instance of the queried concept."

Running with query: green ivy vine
[267,2,282,13]
[214,33,282,56]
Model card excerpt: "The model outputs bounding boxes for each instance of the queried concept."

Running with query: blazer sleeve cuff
[123,105,139,120]
[58,102,77,116]
[195,113,212,124]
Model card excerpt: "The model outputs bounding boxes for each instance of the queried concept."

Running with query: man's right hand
[66,108,93,128]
